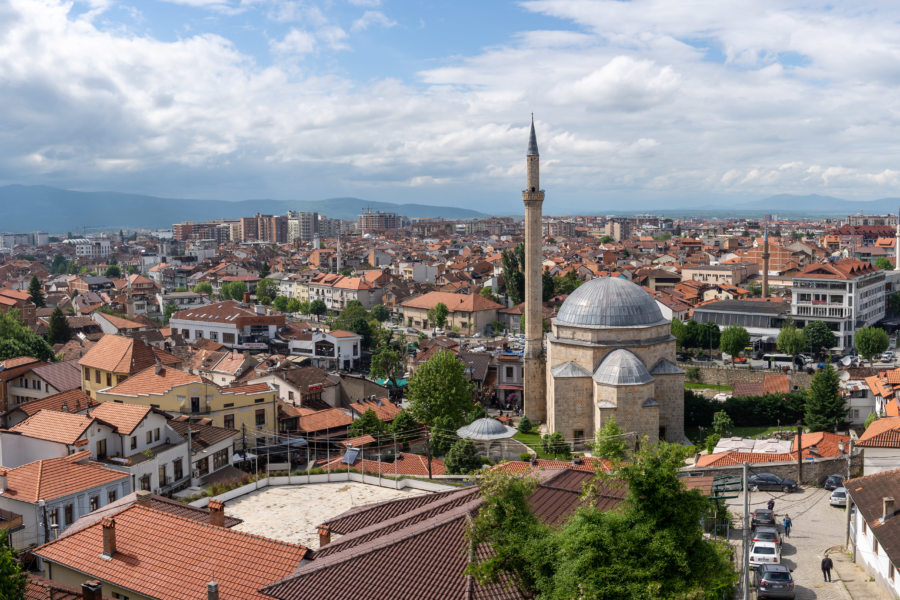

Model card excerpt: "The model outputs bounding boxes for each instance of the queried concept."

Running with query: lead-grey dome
[456,417,518,441]
[593,349,654,386]
[555,277,666,328]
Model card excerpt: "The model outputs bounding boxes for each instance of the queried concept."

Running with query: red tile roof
[14,389,97,417]
[34,505,307,600]
[348,399,401,422]
[296,408,353,433]
[320,452,446,477]
[88,403,152,435]
[0,451,128,503]
[8,410,94,445]
[857,416,900,448]
[78,335,179,374]
[401,291,503,313]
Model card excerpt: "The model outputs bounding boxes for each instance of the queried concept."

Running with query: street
[727,487,872,599]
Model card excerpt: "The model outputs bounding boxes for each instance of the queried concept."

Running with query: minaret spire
[522,117,546,423]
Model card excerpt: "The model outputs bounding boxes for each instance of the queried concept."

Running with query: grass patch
[684,382,733,391]
[686,425,787,445]
[513,431,560,459]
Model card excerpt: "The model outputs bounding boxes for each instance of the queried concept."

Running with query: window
[210,331,218,342]
[140,474,151,491]
[64,504,74,525]
[96,438,107,460]
[505,366,514,379]
[106,373,111,387]
[255,408,266,427]
[213,448,229,470]
[223,402,234,408]
[90,496,99,511]
[84,367,90,381]
[195,457,210,477]
[255,397,265,404]
[182,328,190,338]
[154,428,160,442]
[95,369,101,384]
[130,436,137,450]
[195,330,203,339]
[146,431,153,444]
[574,430,584,443]
[108,490,117,503]
[288,391,294,401]
[223,332,235,344]
[113,592,130,600]
[173,458,183,481]
[158,465,167,487]
[48,508,58,528]
[224,414,234,429]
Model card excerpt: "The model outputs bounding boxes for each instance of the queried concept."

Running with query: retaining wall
[679,363,813,391]
[681,452,863,486]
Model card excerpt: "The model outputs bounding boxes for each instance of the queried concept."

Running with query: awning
[496,384,524,391]
[375,378,408,387]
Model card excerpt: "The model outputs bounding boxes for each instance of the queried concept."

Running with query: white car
[830,487,847,508]
[882,351,895,362]
[749,541,781,569]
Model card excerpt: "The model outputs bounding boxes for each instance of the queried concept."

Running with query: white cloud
[350,10,396,33]
[270,28,316,55]
[347,0,381,6]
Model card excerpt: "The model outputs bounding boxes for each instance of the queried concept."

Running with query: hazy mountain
[0,185,487,232]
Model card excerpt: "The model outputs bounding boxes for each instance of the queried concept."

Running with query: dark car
[749,473,798,493]
[751,509,777,529]
[754,564,795,599]
[824,473,845,491]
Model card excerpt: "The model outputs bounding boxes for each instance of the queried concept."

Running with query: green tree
[700,321,720,351]
[407,349,474,477]
[805,366,845,431]
[272,296,289,312]
[704,433,721,454]
[489,320,506,336]
[256,278,279,304]
[591,416,628,460]
[286,298,301,313]
[126,265,137,275]
[371,304,390,322]
[427,302,449,330]
[390,410,420,446]
[193,282,213,295]
[331,303,373,348]
[501,243,525,305]
[0,529,26,600]
[369,346,404,389]
[296,300,311,314]
[220,280,248,301]
[466,443,736,599]
[889,293,900,317]
[479,287,499,303]
[0,309,56,362]
[258,261,270,278]
[50,253,66,274]
[309,299,327,317]
[670,318,687,349]
[430,415,456,457]
[599,234,614,243]
[163,302,179,322]
[711,411,733,436]
[541,432,571,458]
[348,408,385,441]
[542,269,554,301]
[804,320,837,358]
[46,306,72,345]
[517,415,533,434]
[174,287,188,292]
[28,275,45,308]
[875,257,893,270]
[864,412,879,430]
[856,326,890,366]
[776,321,806,372]
[445,438,483,474]
[552,270,582,296]
[339,267,354,276]
[104,264,122,278]
[719,325,750,365]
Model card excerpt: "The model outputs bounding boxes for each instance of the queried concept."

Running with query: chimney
[0,468,7,494]
[318,524,331,547]
[208,499,225,527]
[207,581,219,600]
[81,581,103,600]
[135,489,152,507]
[101,517,116,558]
[884,497,896,522]
[243,292,251,304]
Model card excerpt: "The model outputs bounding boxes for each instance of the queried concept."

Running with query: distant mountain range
[0,185,487,232]
[665,194,900,217]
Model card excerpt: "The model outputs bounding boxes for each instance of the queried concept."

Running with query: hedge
[685,390,807,428]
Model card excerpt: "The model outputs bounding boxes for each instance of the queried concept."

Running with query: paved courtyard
[224,482,429,549]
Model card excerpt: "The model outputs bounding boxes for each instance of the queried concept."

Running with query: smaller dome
[456,417,518,441]
[593,349,654,386]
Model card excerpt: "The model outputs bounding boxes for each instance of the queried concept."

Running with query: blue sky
[4,1,900,214]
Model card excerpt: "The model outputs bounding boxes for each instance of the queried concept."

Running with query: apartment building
[64,238,111,258]
[169,300,285,349]
[791,259,885,350]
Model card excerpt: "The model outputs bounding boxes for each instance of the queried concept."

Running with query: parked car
[751,509,777,529]
[446,331,460,338]
[823,473,845,491]
[748,473,798,493]
[753,526,782,548]
[830,487,848,508]
[882,351,895,362]
[754,564,795,599]
[749,541,781,569]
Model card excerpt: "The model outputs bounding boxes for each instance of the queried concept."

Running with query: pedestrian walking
[783,514,792,537]
[767,498,775,511]
[821,554,833,582]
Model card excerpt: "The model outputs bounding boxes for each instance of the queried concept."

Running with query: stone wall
[680,363,813,391]
[681,452,862,486]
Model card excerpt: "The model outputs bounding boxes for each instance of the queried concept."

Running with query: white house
[169,300,285,349]
[856,417,900,476]
[847,469,900,598]
[286,329,362,370]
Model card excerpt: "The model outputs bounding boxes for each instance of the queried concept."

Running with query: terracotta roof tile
[87,403,151,435]
[101,365,208,396]
[34,505,307,600]
[348,399,401,422]
[78,335,179,374]
[15,389,97,417]
[297,408,353,433]
[857,416,900,448]
[8,410,94,445]
[1,452,128,503]
[400,291,503,313]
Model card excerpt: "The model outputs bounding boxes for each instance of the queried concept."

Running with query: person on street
[821,554,833,582]
[783,514,792,537]
[767,498,775,511]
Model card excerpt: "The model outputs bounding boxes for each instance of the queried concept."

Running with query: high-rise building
[357,209,399,234]
[287,211,319,242]
[240,213,287,243]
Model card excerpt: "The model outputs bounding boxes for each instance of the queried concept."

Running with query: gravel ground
[224,482,429,548]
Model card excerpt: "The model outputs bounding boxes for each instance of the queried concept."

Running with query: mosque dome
[555,277,666,328]
[456,418,518,441]
[592,349,654,386]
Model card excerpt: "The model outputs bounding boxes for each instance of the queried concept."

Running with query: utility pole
[796,422,803,484]
[743,461,750,600]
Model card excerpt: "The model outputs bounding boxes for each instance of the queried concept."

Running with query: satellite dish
[841,356,852,367]
[839,370,851,381]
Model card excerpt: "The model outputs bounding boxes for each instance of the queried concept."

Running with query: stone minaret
[895,208,900,271]
[523,117,546,422]
[761,225,770,298]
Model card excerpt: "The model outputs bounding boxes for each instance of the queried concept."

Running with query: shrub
[704,433,721,454]
[517,415,533,434]
[519,452,533,462]
[685,367,701,382]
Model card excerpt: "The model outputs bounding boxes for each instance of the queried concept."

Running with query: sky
[4,0,900,214]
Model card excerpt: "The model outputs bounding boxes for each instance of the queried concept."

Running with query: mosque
[521,120,685,445]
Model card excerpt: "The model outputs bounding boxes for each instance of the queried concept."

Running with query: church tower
[761,225,770,298]
[523,117,547,422]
